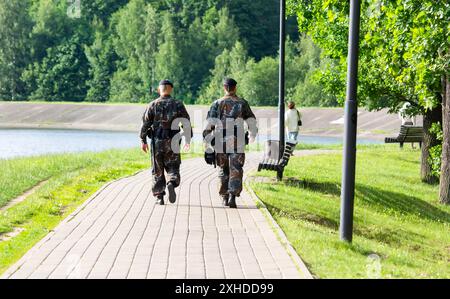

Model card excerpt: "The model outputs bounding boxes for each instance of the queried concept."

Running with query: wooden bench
[258,141,297,180]
[385,125,424,148]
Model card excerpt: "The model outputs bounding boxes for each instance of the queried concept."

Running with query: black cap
[223,78,237,87]
[159,79,173,87]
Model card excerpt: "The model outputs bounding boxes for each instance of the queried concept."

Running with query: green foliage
[22,0,91,102]
[288,0,449,190]
[429,122,444,177]
[205,7,240,59]
[293,70,338,107]
[0,0,33,100]
[242,57,279,106]
[154,12,186,99]
[288,0,449,113]
[225,0,299,60]
[28,36,89,102]
[84,21,117,103]
[287,37,338,106]
[1,0,333,106]
[109,0,153,103]
[198,35,336,107]
[199,41,249,104]
[81,0,128,24]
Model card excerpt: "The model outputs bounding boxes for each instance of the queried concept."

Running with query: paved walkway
[2,154,311,279]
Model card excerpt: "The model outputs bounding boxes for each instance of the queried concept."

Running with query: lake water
[0,129,381,159]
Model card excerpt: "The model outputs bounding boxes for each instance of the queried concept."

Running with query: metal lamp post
[339,0,362,243]
[278,0,286,181]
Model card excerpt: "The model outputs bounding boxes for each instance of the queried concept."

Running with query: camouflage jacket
[204,94,258,139]
[140,96,191,145]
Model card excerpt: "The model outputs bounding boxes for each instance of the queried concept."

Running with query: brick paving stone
[2,155,311,279]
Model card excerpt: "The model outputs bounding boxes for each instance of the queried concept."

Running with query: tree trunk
[439,75,450,204]
[421,107,442,183]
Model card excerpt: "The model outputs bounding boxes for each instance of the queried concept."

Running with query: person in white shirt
[398,102,418,149]
[285,101,302,143]
[398,102,416,126]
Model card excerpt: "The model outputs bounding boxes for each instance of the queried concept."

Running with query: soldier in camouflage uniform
[140,80,192,205]
[203,78,258,208]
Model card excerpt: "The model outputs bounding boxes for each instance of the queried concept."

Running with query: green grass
[250,147,450,278]
[0,152,124,208]
[0,148,199,274]
[294,142,394,151]
[295,143,343,151]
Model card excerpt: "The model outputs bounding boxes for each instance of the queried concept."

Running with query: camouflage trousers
[216,153,245,197]
[151,140,181,196]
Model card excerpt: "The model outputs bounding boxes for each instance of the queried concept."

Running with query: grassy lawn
[250,147,450,278]
[0,148,198,275]
[295,143,343,151]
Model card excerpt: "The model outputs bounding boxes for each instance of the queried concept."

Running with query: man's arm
[177,101,193,145]
[203,101,220,138]
[140,104,153,145]
[242,101,258,139]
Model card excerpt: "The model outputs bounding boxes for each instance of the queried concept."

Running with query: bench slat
[385,125,423,145]
[258,141,297,173]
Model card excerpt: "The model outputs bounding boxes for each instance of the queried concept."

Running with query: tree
[361,0,447,185]
[84,20,116,102]
[239,36,331,107]
[202,7,240,60]
[29,0,88,61]
[288,0,449,188]
[81,0,129,24]
[441,76,450,204]
[175,0,217,27]
[141,5,160,93]
[29,35,89,102]
[228,41,249,85]
[154,12,186,100]
[182,18,211,101]
[199,49,232,104]
[23,0,91,102]
[109,0,156,102]
[0,0,33,101]
[199,41,249,104]
[213,8,240,57]
[289,36,338,106]
[240,57,279,106]
[293,68,338,107]
[223,0,300,60]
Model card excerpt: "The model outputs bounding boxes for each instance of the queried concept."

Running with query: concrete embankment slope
[0,102,421,139]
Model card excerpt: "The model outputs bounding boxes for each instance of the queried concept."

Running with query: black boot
[228,195,237,209]
[222,194,229,206]
[156,195,164,205]
[167,182,176,203]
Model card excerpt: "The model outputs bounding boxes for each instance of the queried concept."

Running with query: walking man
[140,80,192,205]
[203,78,258,208]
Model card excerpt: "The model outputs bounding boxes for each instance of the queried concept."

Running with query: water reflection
[0,129,381,159]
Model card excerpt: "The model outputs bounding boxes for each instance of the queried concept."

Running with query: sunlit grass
[250,147,450,278]
[0,148,199,274]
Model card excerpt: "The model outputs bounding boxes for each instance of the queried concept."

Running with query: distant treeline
[0,0,337,106]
